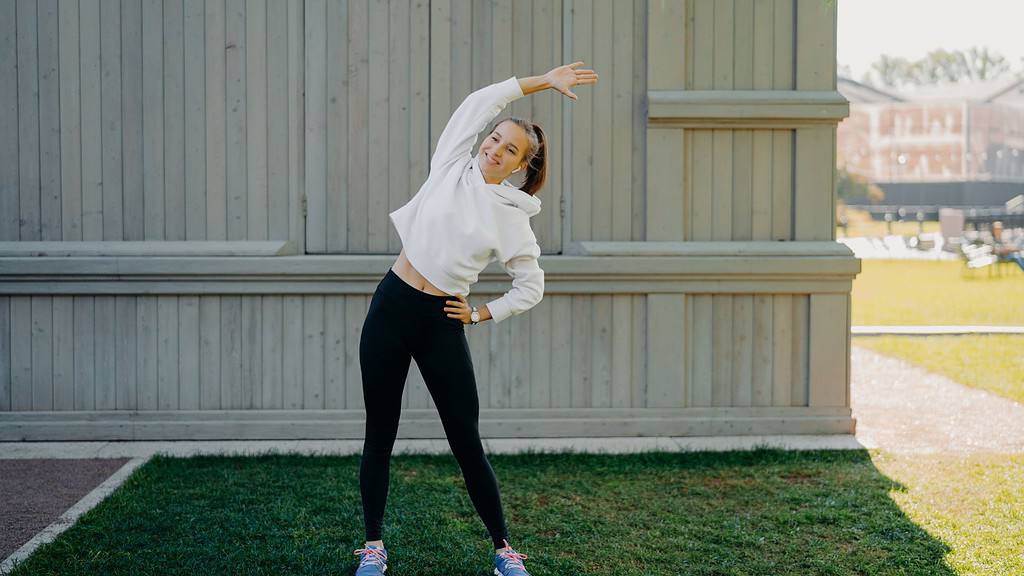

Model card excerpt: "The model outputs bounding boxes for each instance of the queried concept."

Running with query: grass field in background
[850,260,1024,326]
[837,219,941,239]
[9,450,1023,576]
[853,335,1024,405]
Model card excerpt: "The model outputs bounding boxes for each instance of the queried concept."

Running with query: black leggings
[358,268,510,549]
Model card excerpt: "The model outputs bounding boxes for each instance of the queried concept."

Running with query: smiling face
[478,120,530,185]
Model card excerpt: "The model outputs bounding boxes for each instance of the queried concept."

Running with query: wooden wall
[0,0,858,440]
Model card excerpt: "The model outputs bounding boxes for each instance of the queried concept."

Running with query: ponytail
[520,123,548,197]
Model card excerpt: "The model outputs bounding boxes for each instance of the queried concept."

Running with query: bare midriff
[391,249,453,296]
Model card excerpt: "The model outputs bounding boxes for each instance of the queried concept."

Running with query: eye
[491,135,499,141]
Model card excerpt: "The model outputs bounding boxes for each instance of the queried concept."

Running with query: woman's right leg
[358,286,414,543]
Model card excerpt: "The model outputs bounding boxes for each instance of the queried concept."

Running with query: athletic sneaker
[352,543,388,575]
[494,539,531,576]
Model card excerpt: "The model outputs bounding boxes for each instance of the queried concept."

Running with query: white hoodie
[388,76,544,324]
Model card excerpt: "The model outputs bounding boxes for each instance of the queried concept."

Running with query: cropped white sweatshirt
[388,76,544,324]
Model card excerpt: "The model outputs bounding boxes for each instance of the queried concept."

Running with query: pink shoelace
[497,538,529,568]
[353,546,387,567]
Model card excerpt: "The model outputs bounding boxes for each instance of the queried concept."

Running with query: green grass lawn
[853,335,1024,405]
[850,260,1024,404]
[10,449,1022,576]
[851,260,1024,326]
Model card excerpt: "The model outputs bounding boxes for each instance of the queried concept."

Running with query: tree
[836,165,885,203]
[860,46,1015,90]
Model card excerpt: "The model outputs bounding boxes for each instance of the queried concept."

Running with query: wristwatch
[470,306,480,325]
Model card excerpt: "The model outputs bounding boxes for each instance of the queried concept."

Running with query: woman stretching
[353,62,598,576]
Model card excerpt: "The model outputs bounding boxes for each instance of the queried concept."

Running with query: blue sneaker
[494,539,531,576]
[352,543,388,575]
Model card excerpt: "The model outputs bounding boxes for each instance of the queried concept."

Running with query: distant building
[837,75,1024,207]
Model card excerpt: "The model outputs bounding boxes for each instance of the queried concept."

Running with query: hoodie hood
[469,155,542,218]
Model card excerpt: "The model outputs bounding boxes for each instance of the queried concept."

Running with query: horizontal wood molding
[0,408,856,440]
[0,241,297,257]
[0,243,860,295]
[647,90,850,128]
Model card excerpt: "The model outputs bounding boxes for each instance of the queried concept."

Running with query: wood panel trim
[0,241,296,257]
[648,89,849,127]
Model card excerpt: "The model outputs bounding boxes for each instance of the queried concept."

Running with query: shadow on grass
[7,447,953,576]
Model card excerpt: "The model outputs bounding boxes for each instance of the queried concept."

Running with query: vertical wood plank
[794,126,832,240]
[31,297,54,410]
[549,295,571,407]
[122,0,144,240]
[731,294,753,407]
[94,296,116,409]
[591,0,613,241]
[0,0,18,241]
[529,295,552,408]
[266,0,289,240]
[809,293,848,407]
[689,294,712,406]
[387,0,410,252]
[590,295,612,408]
[408,0,428,235]
[611,294,632,407]
[0,298,11,410]
[790,294,809,406]
[345,296,364,410]
[142,0,165,240]
[73,296,96,410]
[346,0,368,251]
[771,129,792,240]
[16,0,40,241]
[429,0,451,164]
[246,0,268,241]
[136,295,158,410]
[199,296,221,409]
[611,0,632,242]
[115,296,138,409]
[205,0,227,240]
[646,129,685,240]
[631,294,647,408]
[648,0,685,89]
[367,0,388,252]
[220,295,242,409]
[710,294,732,406]
[38,0,61,241]
[241,295,262,409]
[689,131,712,240]
[796,0,836,91]
[80,0,103,240]
[302,296,324,409]
[646,294,685,407]
[324,296,345,409]
[282,296,303,409]
[101,0,124,240]
[570,295,591,408]
[11,297,32,410]
[631,0,645,242]
[261,295,284,409]
[751,130,772,239]
[178,295,200,410]
[225,0,247,240]
[163,0,186,241]
[184,0,206,240]
[306,0,327,252]
[752,294,773,406]
[771,294,793,406]
[52,297,74,410]
[489,308,512,408]
[510,316,531,409]
[773,0,794,90]
[571,0,591,241]
[157,295,179,410]
[59,0,83,241]
[287,0,305,252]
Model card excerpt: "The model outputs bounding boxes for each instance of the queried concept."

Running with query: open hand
[545,61,599,101]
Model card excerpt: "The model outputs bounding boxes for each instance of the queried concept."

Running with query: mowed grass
[15,448,1023,576]
[850,259,1024,403]
[853,335,1024,405]
[851,260,1024,326]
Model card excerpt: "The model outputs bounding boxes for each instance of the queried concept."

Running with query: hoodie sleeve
[430,76,526,173]
[484,242,544,324]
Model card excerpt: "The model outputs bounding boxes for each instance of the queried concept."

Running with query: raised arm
[429,63,599,173]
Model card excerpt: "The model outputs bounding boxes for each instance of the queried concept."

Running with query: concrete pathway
[852,325,1024,335]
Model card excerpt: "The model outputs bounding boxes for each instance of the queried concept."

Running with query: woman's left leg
[411,321,511,550]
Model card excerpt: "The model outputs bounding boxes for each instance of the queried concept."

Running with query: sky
[837,0,1024,82]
